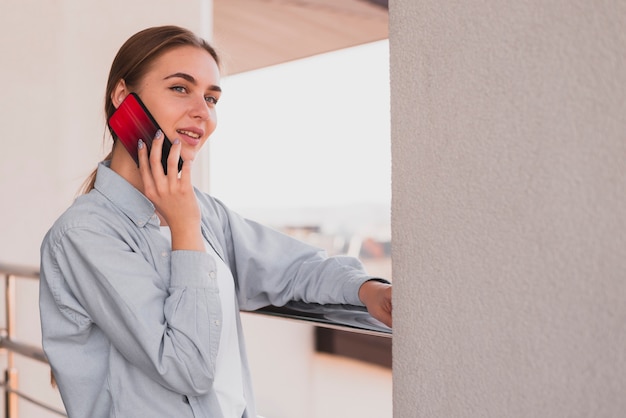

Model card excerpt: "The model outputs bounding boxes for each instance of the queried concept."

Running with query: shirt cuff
[170,250,214,288]
[365,277,391,285]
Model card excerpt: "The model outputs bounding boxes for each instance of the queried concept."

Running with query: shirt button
[161,251,168,257]
[214,320,220,326]
[209,271,216,279]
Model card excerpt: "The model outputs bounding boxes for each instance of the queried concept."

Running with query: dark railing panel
[254,301,391,338]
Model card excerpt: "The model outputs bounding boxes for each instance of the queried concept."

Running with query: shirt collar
[93,161,158,228]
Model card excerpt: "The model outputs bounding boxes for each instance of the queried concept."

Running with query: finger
[371,305,392,328]
[179,156,194,185]
[167,138,182,181]
[137,139,155,188]
[150,129,166,177]
[376,301,392,328]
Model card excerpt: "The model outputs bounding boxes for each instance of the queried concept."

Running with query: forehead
[147,45,220,84]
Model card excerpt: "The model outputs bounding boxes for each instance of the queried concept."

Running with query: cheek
[157,114,181,141]
[209,107,218,123]
[205,111,218,136]
[180,145,206,164]
[141,101,176,137]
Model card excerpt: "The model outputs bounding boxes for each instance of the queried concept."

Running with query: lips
[176,128,204,146]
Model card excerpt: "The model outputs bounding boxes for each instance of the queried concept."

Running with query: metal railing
[1,262,390,418]
[0,263,67,417]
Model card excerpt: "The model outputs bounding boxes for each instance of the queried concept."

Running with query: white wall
[242,314,392,418]
[390,1,626,417]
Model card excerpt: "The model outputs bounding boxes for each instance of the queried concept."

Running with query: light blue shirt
[39,161,373,418]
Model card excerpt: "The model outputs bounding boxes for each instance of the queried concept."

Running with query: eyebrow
[164,72,222,92]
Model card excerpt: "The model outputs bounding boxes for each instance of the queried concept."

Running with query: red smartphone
[108,92,183,174]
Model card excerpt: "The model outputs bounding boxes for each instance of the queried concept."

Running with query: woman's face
[132,45,221,163]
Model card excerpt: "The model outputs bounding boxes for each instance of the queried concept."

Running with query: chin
[181,151,199,162]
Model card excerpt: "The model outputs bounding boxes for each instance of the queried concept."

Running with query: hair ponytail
[79,150,114,195]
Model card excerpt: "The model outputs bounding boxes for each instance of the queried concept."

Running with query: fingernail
[138,139,145,149]
[155,129,163,139]
[173,139,180,145]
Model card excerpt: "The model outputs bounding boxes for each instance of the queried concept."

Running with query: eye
[170,86,188,94]
[205,95,218,105]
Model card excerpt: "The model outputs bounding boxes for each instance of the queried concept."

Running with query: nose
[190,94,210,120]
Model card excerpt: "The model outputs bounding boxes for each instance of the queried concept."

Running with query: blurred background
[0,1,392,417]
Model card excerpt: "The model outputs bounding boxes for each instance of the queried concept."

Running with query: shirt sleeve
[41,224,219,396]
[208,198,374,311]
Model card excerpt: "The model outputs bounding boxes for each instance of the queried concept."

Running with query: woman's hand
[137,130,204,251]
[359,280,392,328]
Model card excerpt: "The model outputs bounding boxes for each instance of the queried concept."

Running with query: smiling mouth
[177,129,201,139]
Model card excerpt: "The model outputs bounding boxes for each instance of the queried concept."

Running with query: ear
[111,79,130,109]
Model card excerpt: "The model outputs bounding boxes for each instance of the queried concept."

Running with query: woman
[39,25,392,418]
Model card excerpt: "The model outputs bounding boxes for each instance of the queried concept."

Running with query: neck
[108,141,169,226]
[109,142,145,193]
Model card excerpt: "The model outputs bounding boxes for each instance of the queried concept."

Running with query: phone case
[108,92,183,174]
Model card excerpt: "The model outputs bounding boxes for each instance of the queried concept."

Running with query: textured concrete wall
[390,1,626,417]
